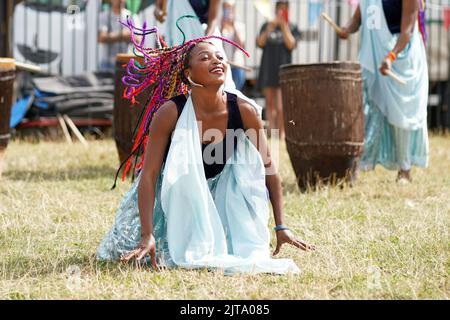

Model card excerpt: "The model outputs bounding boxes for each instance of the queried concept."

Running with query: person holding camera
[256,0,300,140]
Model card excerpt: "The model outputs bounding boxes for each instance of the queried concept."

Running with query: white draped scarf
[160,95,300,274]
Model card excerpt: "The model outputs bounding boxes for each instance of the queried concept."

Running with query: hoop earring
[187,76,204,88]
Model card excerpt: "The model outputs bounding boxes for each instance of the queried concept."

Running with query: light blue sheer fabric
[97,95,300,275]
[165,0,205,47]
[360,85,429,171]
[358,0,429,170]
[96,173,174,266]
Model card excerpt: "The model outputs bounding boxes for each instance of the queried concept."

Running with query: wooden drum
[0,58,15,178]
[280,62,365,191]
[113,53,146,167]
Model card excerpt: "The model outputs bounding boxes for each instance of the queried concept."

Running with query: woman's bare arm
[256,22,277,48]
[98,30,132,44]
[154,0,167,23]
[393,0,420,55]
[138,102,177,238]
[233,24,245,48]
[122,101,177,265]
[380,0,420,75]
[280,20,297,51]
[339,5,362,39]
[238,99,315,253]
[237,100,285,225]
[205,0,221,36]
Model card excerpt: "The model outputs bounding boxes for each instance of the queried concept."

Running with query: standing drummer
[337,0,429,183]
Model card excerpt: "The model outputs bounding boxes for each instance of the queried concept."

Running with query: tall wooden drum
[0,58,15,178]
[280,62,364,191]
[113,53,146,167]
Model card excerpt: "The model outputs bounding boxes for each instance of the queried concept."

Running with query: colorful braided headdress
[112,16,249,188]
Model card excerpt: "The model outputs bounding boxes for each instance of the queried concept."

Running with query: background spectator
[221,0,247,90]
[256,0,300,139]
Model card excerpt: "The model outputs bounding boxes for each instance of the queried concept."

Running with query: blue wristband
[274,224,289,232]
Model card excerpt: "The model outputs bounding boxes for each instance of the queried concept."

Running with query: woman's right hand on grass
[120,234,158,269]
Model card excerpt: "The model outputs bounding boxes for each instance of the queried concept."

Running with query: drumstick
[63,114,88,147]
[226,60,252,72]
[14,61,42,73]
[321,12,343,34]
[320,13,406,86]
[57,114,73,144]
[384,69,407,85]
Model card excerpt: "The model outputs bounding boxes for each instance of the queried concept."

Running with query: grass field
[0,136,449,299]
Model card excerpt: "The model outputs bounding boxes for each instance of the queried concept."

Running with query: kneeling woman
[97,34,314,274]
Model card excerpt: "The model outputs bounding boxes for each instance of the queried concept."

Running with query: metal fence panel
[10,0,449,82]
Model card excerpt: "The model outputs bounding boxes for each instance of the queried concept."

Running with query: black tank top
[164,92,245,179]
[382,0,402,34]
[189,0,210,24]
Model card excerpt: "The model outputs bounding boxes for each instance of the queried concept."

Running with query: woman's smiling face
[184,42,228,87]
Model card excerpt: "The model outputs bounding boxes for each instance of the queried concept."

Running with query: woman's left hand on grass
[273,229,316,255]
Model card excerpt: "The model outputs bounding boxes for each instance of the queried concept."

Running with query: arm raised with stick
[378,0,420,81]
[322,7,406,85]
[322,7,361,40]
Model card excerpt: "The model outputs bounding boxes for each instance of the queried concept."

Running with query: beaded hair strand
[111,16,250,188]
[418,0,427,44]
